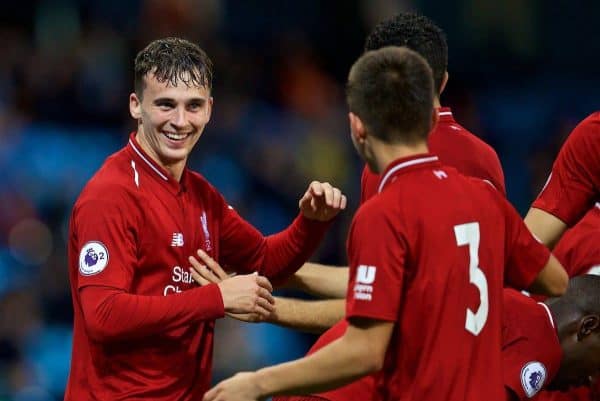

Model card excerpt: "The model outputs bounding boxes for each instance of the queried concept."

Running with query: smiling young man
[64,37,346,401]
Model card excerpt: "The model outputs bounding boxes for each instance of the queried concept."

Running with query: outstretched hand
[189,250,274,322]
[298,181,347,221]
[203,372,264,401]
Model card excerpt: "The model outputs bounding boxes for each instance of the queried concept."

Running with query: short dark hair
[365,13,448,94]
[346,46,434,145]
[549,275,600,320]
[134,37,213,97]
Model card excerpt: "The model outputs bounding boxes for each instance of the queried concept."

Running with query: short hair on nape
[346,46,434,145]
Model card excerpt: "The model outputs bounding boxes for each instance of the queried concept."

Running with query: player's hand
[298,181,347,221]
[203,372,264,401]
[217,274,275,318]
[188,250,271,322]
[192,253,275,318]
[189,249,230,285]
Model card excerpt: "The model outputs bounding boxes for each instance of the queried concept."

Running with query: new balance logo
[171,233,184,247]
[354,265,376,301]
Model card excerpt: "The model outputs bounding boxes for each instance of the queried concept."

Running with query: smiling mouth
[163,132,191,141]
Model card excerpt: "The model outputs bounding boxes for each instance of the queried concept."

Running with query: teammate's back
[430,108,504,192]
[348,157,548,401]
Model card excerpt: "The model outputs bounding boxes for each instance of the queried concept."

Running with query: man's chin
[155,146,189,165]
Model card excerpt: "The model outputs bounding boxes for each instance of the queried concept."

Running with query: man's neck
[371,139,429,174]
[433,97,441,109]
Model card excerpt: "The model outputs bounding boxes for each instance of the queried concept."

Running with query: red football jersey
[552,204,600,277]
[533,112,600,226]
[346,154,550,401]
[502,289,562,400]
[65,134,330,401]
[361,107,506,203]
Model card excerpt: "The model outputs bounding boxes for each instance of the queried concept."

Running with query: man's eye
[157,103,174,109]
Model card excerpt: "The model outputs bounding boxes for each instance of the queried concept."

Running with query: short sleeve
[346,202,406,322]
[502,198,551,289]
[503,339,553,400]
[73,198,138,291]
[502,300,562,401]
[533,114,600,226]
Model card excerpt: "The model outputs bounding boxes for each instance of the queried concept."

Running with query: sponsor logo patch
[521,361,546,398]
[353,265,376,301]
[79,241,109,276]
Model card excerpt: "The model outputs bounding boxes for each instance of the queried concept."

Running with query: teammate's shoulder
[353,191,392,225]
[462,173,503,193]
[455,174,508,208]
[579,110,600,125]
[444,120,499,156]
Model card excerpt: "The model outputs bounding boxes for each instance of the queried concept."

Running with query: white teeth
[164,132,188,141]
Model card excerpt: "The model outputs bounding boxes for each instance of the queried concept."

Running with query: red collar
[378,154,440,193]
[437,107,455,123]
[126,132,187,195]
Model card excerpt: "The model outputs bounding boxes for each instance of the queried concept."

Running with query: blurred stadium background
[0,0,599,399]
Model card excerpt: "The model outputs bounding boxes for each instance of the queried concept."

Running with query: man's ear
[577,315,600,341]
[349,112,367,143]
[130,92,142,119]
[206,96,214,120]
[439,71,449,95]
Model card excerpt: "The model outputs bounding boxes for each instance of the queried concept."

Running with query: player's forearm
[267,297,344,333]
[527,254,568,297]
[283,263,349,298]
[524,208,567,249]
[260,214,332,283]
[254,333,379,397]
[80,284,224,342]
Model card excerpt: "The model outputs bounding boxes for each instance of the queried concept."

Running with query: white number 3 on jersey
[454,222,489,336]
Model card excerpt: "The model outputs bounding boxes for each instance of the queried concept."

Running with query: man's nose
[171,107,187,128]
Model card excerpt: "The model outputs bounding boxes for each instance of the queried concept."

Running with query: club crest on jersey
[79,241,109,276]
[521,361,546,398]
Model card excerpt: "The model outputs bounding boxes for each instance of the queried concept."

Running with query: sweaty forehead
[142,72,210,100]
